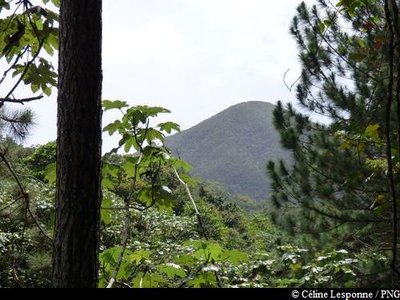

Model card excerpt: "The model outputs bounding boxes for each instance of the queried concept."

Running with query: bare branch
[0,95,43,104]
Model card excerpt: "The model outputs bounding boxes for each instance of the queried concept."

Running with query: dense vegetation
[0,137,379,288]
[1,0,400,288]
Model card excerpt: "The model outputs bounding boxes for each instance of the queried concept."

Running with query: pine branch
[0,150,52,243]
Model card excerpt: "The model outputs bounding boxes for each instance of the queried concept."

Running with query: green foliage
[102,101,184,212]
[0,0,58,140]
[0,138,387,288]
[0,173,54,287]
[22,141,56,181]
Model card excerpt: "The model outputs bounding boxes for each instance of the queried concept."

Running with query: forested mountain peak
[166,101,292,201]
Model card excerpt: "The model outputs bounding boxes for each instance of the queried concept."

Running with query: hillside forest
[1,0,400,288]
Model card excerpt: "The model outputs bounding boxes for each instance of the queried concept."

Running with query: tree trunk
[52,0,102,288]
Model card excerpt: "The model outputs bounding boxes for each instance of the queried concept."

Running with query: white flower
[202,265,220,272]
[162,185,172,193]
[166,263,182,269]
[336,249,348,254]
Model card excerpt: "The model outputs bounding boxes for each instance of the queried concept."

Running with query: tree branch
[0,95,43,104]
[0,151,52,243]
[173,167,223,288]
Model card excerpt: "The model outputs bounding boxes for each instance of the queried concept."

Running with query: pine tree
[268,0,400,286]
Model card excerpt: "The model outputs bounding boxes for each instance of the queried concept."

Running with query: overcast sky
[23,0,310,150]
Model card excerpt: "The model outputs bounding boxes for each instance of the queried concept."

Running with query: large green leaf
[158,121,181,134]
[102,100,128,111]
[100,198,113,225]
[221,249,249,264]
[157,263,186,278]
[129,250,151,265]
[132,272,166,288]
[103,120,122,135]
[44,162,56,184]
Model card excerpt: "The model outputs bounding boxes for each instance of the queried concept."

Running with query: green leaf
[102,162,121,178]
[136,105,171,117]
[43,41,54,56]
[123,136,137,153]
[122,157,137,177]
[103,120,122,135]
[203,243,223,261]
[128,109,147,125]
[100,247,132,267]
[145,128,165,143]
[51,0,60,7]
[138,187,153,206]
[172,159,192,173]
[158,121,181,134]
[187,271,217,288]
[117,261,131,280]
[185,240,224,261]
[336,0,344,6]
[31,83,40,93]
[102,162,121,189]
[44,162,56,184]
[100,249,117,266]
[154,191,174,213]
[99,247,132,270]
[100,198,113,225]
[129,250,151,265]
[290,263,303,271]
[132,272,166,288]
[43,85,52,96]
[221,249,249,264]
[175,254,196,265]
[102,99,128,111]
[364,124,380,140]
[157,263,186,278]
[101,177,114,190]
[0,0,11,13]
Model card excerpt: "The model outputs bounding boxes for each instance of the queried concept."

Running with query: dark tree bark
[52,0,102,288]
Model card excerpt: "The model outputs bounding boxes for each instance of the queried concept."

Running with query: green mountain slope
[166,101,292,201]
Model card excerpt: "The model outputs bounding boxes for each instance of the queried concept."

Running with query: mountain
[166,101,292,201]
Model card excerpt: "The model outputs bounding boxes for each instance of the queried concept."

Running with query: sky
[20,0,310,150]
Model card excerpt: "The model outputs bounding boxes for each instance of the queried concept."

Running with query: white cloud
[22,0,314,149]
[104,19,184,66]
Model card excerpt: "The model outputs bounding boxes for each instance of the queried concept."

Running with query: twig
[0,46,28,86]
[173,167,222,288]
[4,38,44,100]
[283,69,301,92]
[173,168,199,215]
[0,95,43,104]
